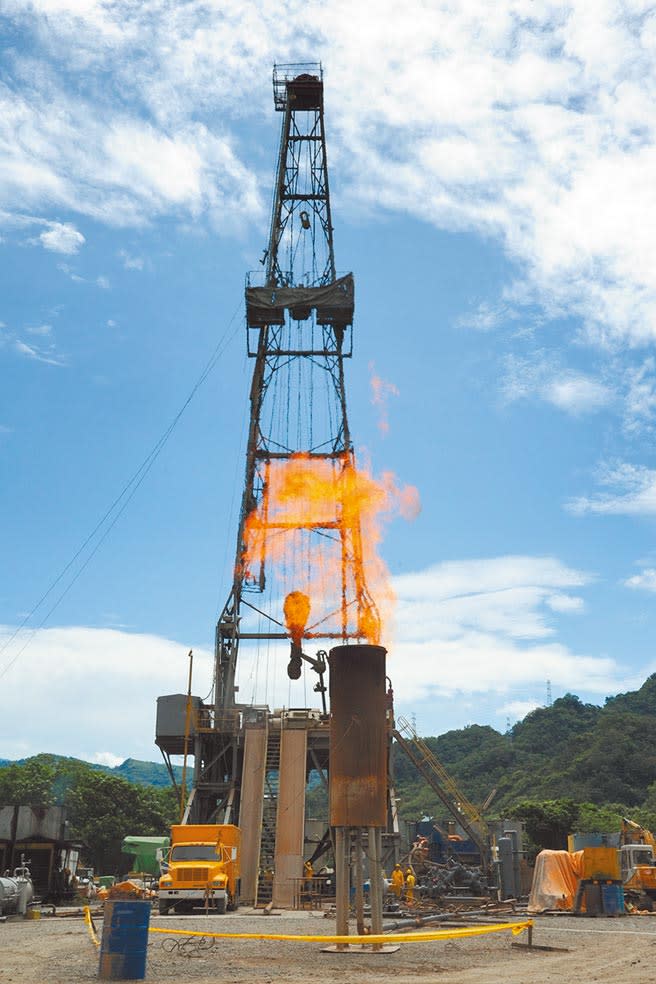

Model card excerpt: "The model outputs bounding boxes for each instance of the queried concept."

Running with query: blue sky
[2,0,656,765]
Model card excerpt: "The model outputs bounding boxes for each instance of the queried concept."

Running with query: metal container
[570,832,620,851]
[155,694,201,755]
[329,644,387,828]
[601,882,625,916]
[0,877,18,916]
[582,847,620,880]
[98,900,150,980]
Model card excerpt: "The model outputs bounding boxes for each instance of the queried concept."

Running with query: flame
[242,453,420,644]
[284,590,311,647]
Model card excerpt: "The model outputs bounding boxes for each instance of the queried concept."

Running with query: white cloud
[0,2,655,343]
[0,78,263,231]
[0,212,85,254]
[90,751,124,768]
[568,462,656,516]
[96,275,110,289]
[543,374,612,415]
[26,324,52,336]
[497,699,541,722]
[13,338,66,367]
[381,556,622,704]
[624,568,656,592]
[546,593,584,613]
[503,353,612,415]
[0,625,213,761]
[57,262,85,283]
[118,249,144,271]
[39,221,85,254]
[456,302,507,332]
[623,358,656,434]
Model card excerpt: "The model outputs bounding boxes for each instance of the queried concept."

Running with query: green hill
[392,674,656,824]
[0,753,182,788]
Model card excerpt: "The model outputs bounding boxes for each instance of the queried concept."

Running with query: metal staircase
[255,729,281,906]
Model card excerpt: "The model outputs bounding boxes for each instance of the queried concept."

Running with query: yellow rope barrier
[148,919,533,945]
[83,906,100,948]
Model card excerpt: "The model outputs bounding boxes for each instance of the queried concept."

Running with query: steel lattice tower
[173,65,380,829]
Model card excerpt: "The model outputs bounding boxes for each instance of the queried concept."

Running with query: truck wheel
[639,894,654,912]
[227,892,239,912]
[159,901,172,915]
[215,897,227,915]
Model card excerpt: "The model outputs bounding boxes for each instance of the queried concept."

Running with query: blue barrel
[98,900,151,980]
[602,883,625,916]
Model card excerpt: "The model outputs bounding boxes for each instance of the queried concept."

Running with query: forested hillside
[393,674,656,837]
[0,754,178,871]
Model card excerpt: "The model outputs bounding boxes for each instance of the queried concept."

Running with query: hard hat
[394,862,401,868]
[406,868,413,874]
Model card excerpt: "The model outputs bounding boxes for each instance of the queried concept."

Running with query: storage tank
[329,644,388,828]
[0,877,19,915]
[0,869,33,916]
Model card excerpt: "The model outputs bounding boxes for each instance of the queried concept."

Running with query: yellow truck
[158,824,240,915]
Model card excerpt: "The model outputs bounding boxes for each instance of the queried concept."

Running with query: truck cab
[158,824,240,915]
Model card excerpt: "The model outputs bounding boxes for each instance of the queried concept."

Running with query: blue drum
[98,899,151,980]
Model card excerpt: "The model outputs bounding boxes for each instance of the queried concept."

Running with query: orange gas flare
[284,590,311,647]
[242,453,419,645]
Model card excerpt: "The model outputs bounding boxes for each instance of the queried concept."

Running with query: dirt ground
[2,908,656,984]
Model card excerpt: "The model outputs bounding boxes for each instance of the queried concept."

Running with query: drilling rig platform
[155,64,399,912]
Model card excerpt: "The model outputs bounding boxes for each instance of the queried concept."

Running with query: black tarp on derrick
[246,273,354,328]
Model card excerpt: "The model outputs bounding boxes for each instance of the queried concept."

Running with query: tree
[0,760,56,808]
[66,772,176,872]
[510,798,580,851]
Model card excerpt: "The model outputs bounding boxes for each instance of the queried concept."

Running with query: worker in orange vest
[390,863,404,898]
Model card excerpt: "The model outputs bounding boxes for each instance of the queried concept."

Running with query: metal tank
[329,644,388,828]
[0,877,19,915]
[0,865,33,915]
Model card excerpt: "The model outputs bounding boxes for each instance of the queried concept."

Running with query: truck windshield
[171,845,218,861]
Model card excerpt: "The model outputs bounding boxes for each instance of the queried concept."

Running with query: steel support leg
[369,826,383,950]
[354,829,364,936]
[335,826,349,948]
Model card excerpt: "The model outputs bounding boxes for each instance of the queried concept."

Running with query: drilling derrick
[156,64,393,909]
[217,64,379,703]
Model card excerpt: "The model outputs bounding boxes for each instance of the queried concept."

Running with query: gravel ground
[2,908,656,983]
